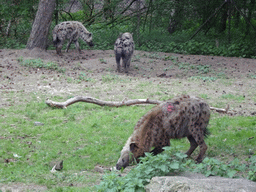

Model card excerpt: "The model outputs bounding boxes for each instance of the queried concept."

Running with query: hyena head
[121,32,133,41]
[116,142,143,170]
[116,150,130,170]
[81,31,94,47]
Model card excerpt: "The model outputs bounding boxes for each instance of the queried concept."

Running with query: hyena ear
[130,143,138,152]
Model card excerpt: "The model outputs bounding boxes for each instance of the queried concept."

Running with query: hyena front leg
[74,40,82,54]
[186,135,198,157]
[56,41,64,56]
[150,137,170,155]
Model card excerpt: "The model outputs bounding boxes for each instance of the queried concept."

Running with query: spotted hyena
[52,21,94,55]
[116,95,210,170]
[114,32,135,73]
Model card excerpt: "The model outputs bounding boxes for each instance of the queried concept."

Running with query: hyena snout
[88,41,94,47]
[116,153,130,170]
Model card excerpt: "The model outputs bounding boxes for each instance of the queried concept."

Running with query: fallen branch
[46,96,230,114]
[45,96,162,109]
[210,104,229,113]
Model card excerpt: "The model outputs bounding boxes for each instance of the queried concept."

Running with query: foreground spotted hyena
[52,21,94,55]
[114,32,135,73]
[116,95,210,170]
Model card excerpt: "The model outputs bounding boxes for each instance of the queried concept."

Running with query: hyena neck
[131,104,163,150]
[121,136,132,154]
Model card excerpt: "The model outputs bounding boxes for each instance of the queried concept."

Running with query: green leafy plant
[96,146,188,192]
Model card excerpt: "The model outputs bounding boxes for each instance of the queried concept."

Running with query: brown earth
[1,48,256,115]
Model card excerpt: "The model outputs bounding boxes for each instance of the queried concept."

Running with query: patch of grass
[250,75,256,79]
[163,66,173,71]
[164,55,178,61]
[17,58,65,73]
[221,93,245,101]
[199,94,209,99]
[217,72,227,78]
[132,55,141,62]
[77,72,94,83]
[101,74,121,82]
[197,65,210,74]
[189,76,217,81]
[178,62,191,70]
[99,58,107,64]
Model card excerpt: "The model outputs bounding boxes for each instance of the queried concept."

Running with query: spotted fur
[114,32,135,73]
[52,21,93,55]
[116,95,210,170]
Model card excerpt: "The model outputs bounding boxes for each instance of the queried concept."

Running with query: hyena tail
[52,33,60,46]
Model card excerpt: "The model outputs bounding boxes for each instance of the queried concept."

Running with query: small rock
[94,165,105,173]
[34,122,44,126]
[145,173,256,192]
[50,160,63,171]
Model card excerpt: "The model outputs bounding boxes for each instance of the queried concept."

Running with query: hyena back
[116,95,210,170]
[114,32,135,73]
[52,21,94,55]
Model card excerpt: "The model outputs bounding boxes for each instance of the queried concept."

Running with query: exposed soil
[1,48,256,114]
[0,48,256,191]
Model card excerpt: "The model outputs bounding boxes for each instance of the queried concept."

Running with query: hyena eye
[122,159,125,163]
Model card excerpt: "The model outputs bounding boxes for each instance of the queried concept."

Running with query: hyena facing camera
[52,21,94,55]
[116,95,210,170]
[114,32,135,73]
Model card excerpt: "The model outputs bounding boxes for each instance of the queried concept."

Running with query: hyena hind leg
[126,55,132,68]
[189,129,208,163]
[122,56,130,73]
[115,54,122,72]
[65,38,73,53]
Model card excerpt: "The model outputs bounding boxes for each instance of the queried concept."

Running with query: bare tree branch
[210,104,229,113]
[45,96,230,114]
[45,96,162,109]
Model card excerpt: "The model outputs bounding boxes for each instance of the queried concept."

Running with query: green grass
[0,97,256,190]
[0,99,153,190]
[221,93,245,101]
[17,57,66,73]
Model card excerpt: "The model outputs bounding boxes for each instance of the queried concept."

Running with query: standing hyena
[116,95,210,170]
[52,21,94,55]
[114,32,135,73]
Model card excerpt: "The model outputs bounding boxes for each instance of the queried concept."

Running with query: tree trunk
[136,0,141,47]
[219,2,228,33]
[168,0,183,34]
[26,0,56,50]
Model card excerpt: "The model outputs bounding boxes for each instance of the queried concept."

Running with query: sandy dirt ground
[1,48,256,115]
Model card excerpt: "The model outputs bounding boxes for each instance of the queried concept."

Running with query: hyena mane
[116,95,210,170]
